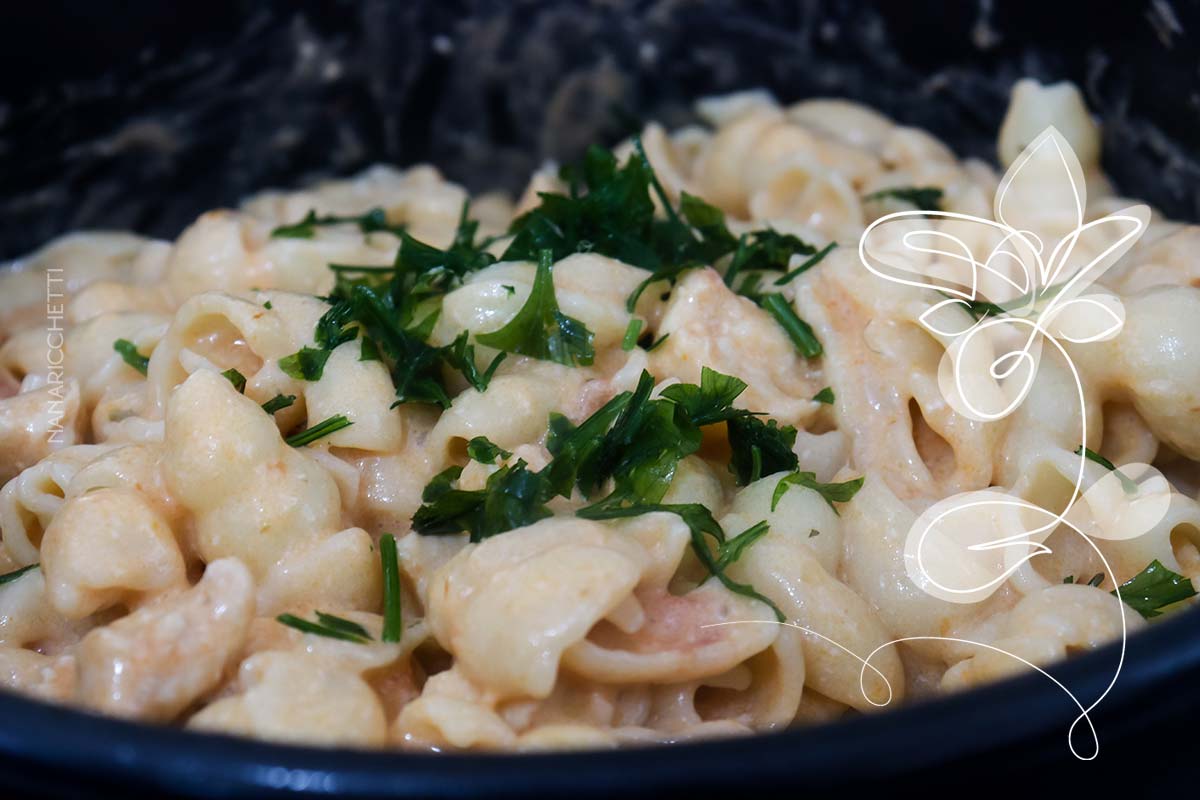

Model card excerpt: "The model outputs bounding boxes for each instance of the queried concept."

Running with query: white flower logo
[855,126,1170,759]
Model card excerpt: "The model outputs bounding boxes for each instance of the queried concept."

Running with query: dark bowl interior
[1,0,1199,796]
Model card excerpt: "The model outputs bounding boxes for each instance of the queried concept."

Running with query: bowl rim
[1,601,1196,797]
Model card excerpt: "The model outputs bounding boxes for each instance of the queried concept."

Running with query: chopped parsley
[221,368,247,394]
[475,250,595,367]
[658,366,757,426]
[621,318,644,351]
[864,186,944,211]
[276,611,373,643]
[0,563,39,585]
[270,207,401,239]
[466,436,512,465]
[261,394,296,414]
[408,365,828,622]
[379,533,402,643]
[813,387,835,404]
[504,138,824,355]
[774,242,837,286]
[113,339,149,376]
[772,472,865,514]
[727,416,798,486]
[278,201,505,408]
[285,415,352,447]
[1113,560,1197,618]
[263,300,273,310]
[645,333,670,352]
[411,461,552,542]
[1075,445,1139,495]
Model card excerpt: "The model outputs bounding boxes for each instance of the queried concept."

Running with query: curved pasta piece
[648,268,819,426]
[941,583,1142,691]
[0,380,84,485]
[0,443,117,565]
[722,497,904,710]
[800,260,999,499]
[75,558,254,721]
[164,210,395,303]
[162,370,343,584]
[428,517,652,699]
[148,290,326,415]
[304,342,404,452]
[0,648,75,703]
[40,488,187,619]
[241,164,473,247]
[0,566,87,649]
[190,649,387,747]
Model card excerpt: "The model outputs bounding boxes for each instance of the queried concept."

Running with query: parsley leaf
[113,339,149,375]
[279,347,332,381]
[1113,560,1197,618]
[271,207,400,239]
[443,331,507,394]
[466,436,512,464]
[864,186,944,211]
[715,520,771,572]
[379,533,402,643]
[772,471,865,514]
[285,415,352,447]
[280,201,502,406]
[774,242,837,286]
[221,368,247,394]
[659,366,757,426]
[621,318,644,351]
[813,387,835,404]
[0,563,38,585]
[1075,445,1139,495]
[261,394,296,414]
[475,250,595,367]
[727,416,798,486]
[277,612,373,643]
[411,460,553,542]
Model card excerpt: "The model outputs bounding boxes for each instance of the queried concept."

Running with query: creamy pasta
[0,79,1197,752]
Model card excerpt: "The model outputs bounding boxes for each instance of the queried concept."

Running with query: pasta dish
[0,78,1196,751]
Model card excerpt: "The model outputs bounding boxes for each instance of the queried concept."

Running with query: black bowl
[2,1,1199,795]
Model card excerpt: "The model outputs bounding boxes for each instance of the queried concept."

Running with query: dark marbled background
[1,0,1198,259]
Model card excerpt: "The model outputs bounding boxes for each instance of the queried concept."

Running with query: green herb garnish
[1113,560,1197,618]
[261,394,297,414]
[727,416,798,486]
[1075,445,1139,495]
[813,387,835,404]
[864,186,944,211]
[0,563,39,585]
[411,460,553,542]
[772,471,865,514]
[658,366,757,426]
[279,201,503,407]
[276,611,372,643]
[113,339,149,376]
[379,533,402,643]
[221,368,247,394]
[476,250,595,367]
[271,207,400,239]
[621,318,644,351]
[285,415,352,447]
[466,436,512,465]
[774,242,837,286]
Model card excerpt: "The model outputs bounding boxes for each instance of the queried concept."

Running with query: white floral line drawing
[714,127,1169,760]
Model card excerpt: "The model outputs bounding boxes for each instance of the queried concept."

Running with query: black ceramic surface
[1,1,1199,796]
